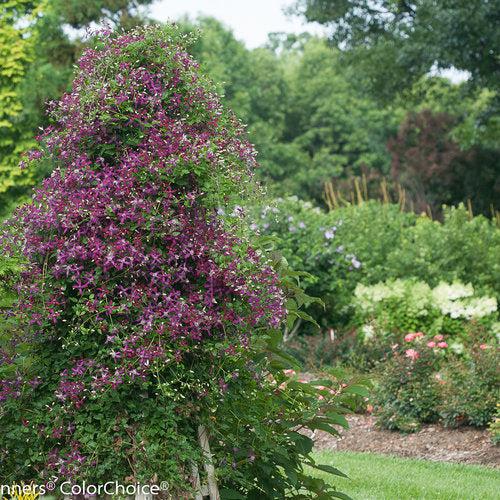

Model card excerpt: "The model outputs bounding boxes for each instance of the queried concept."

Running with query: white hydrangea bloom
[355,279,497,323]
[354,282,393,311]
[450,341,465,354]
[462,297,497,319]
[432,282,496,319]
[408,281,432,315]
[432,282,474,305]
[355,279,431,312]
[361,324,375,342]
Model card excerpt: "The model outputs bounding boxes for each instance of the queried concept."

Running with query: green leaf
[325,412,349,429]
[344,384,370,398]
[310,463,348,478]
[309,379,333,387]
[308,420,340,435]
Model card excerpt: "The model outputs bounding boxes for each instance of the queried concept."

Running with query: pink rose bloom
[437,342,448,348]
[427,341,436,348]
[434,334,444,341]
[479,344,489,350]
[405,348,419,360]
[284,369,296,376]
[415,332,424,338]
[404,333,416,342]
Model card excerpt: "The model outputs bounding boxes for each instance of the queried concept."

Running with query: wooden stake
[197,425,220,500]
[192,463,206,500]
[323,181,338,211]
[362,173,368,201]
[354,177,363,205]
[467,198,473,220]
[380,178,389,204]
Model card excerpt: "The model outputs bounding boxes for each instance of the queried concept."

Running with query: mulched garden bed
[309,414,499,467]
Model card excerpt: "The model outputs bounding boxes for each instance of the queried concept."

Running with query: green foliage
[386,206,500,299]
[50,0,153,28]
[275,38,394,201]
[205,330,371,498]
[324,201,416,286]
[0,0,38,209]
[489,404,500,445]
[401,76,500,151]
[216,14,500,212]
[0,254,22,348]
[0,254,20,309]
[0,0,154,217]
[182,18,395,204]
[439,347,499,428]
[291,0,500,208]
[248,196,364,328]
[292,0,500,97]
[374,347,442,432]
[2,11,497,215]
[250,199,500,332]
[315,202,500,306]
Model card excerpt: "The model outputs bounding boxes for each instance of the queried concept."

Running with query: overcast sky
[149,0,325,48]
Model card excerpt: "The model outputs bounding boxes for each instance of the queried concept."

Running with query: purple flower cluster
[1,26,285,475]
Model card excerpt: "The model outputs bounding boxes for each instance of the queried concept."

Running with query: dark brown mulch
[310,414,500,467]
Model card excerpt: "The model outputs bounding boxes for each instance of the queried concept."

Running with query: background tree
[1,7,498,217]
[182,19,395,204]
[0,0,40,215]
[290,1,499,212]
[279,37,395,201]
[290,0,500,98]
[388,110,500,215]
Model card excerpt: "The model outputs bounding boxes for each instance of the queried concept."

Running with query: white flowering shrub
[432,282,497,319]
[354,279,498,347]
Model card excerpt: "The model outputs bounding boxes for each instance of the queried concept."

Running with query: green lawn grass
[309,451,500,500]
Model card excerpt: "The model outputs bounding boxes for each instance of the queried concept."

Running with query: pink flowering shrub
[0,25,356,497]
[374,329,498,431]
[374,341,442,432]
